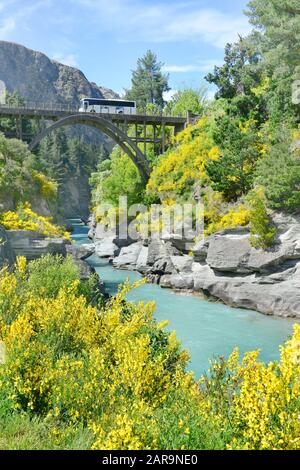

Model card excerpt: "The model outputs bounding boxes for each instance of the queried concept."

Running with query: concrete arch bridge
[0,103,195,182]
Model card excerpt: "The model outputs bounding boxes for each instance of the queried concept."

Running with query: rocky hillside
[0,40,118,105]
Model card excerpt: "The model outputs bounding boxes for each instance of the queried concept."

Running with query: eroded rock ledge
[91,213,300,319]
[0,225,103,293]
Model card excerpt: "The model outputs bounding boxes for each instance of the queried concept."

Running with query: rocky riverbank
[0,225,103,292]
[88,213,300,319]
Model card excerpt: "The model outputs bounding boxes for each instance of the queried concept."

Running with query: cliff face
[0,40,117,105]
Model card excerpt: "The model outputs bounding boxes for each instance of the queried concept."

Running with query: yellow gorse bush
[147,118,220,199]
[0,202,70,239]
[0,256,299,450]
[226,327,300,450]
[204,204,251,236]
[32,171,58,199]
[0,259,186,449]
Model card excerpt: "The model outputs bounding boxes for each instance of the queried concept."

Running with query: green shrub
[27,254,80,298]
[247,189,277,249]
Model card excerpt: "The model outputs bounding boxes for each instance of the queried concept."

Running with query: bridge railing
[0,101,78,113]
[0,100,187,119]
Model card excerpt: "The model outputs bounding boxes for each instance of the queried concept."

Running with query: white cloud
[161,9,251,48]
[163,89,177,102]
[52,53,78,67]
[73,0,251,48]
[163,59,224,74]
[163,65,203,73]
[0,18,16,38]
[0,0,52,40]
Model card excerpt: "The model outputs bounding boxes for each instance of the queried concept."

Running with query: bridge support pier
[162,122,166,154]
[17,115,23,140]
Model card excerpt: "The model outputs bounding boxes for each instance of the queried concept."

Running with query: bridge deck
[0,105,187,127]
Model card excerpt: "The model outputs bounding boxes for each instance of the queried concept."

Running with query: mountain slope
[0,40,118,105]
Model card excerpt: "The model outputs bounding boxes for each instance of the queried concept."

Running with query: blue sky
[0,0,251,97]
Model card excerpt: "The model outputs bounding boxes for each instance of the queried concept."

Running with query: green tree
[125,50,170,110]
[256,128,300,212]
[90,147,145,207]
[0,133,54,207]
[68,138,106,176]
[247,188,277,249]
[165,87,207,116]
[205,36,266,122]
[247,0,300,66]
[37,130,68,185]
[246,0,300,124]
[206,117,262,201]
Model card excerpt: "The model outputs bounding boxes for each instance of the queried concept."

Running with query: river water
[72,220,296,377]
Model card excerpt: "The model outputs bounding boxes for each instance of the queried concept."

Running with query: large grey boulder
[87,214,96,240]
[160,273,194,290]
[206,223,300,274]
[205,277,300,318]
[247,245,296,273]
[113,242,143,270]
[94,237,119,258]
[206,234,252,273]
[171,255,194,273]
[161,232,195,252]
[254,264,298,284]
[159,275,172,288]
[277,219,300,257]
[161,217,200,252]
[136,246,149,274]
[66,243,95,261]
[147,240,178,274]
[147,240,178,265]
[191,262,206,273]
[191,261,300,318]
[152,257,175,275]
[94,223,113,241]
[88,227,95,240]
[169,273,194,290]
[192,237,211,262]
[94,221,135,248]
[193,264,217,291]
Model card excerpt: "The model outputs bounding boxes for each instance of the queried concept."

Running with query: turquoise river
[72,220,296,378]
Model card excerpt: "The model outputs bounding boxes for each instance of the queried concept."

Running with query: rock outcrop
[92,213,300,319]
[6,230,71,260]
[113,243,143,270]
[0,226,105,295]
[66,243,95,261]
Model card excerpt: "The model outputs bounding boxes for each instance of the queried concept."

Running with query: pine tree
[0,91,35,139]
[256,129,300,212]
[125,50,170,110]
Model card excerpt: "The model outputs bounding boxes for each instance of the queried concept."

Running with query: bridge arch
[28,114,151,182]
